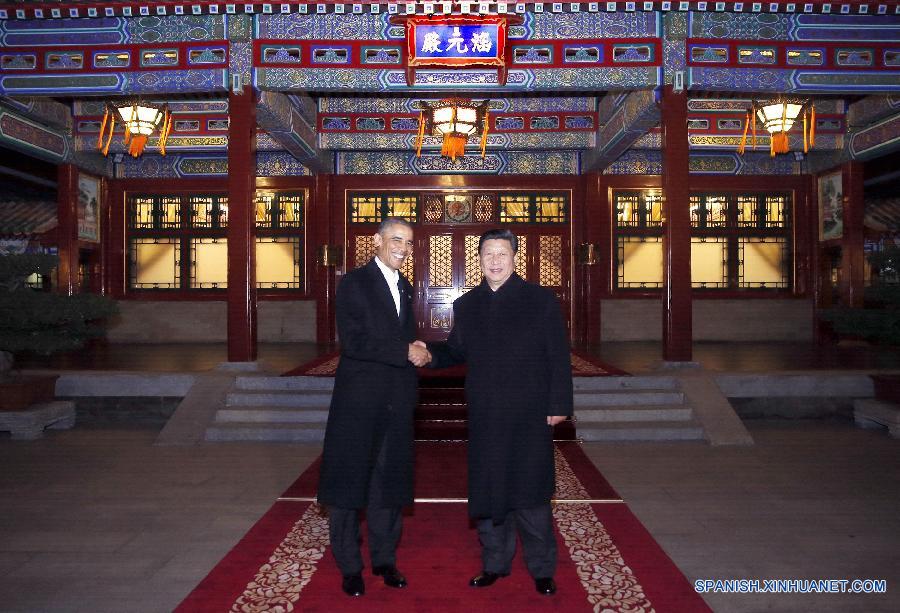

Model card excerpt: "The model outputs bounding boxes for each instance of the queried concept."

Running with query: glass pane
[429,235,453,288]
[535,195,566,223]
[737,195,758,227]
[131,197,155,229]
[386,196,417,222]
[190,238,228,288]
[740,237,787,288]
[645,191,663,227]
[132,239,179,288]
[705,195,728,227]
[189,196,214,228]
[256,238,300,288]
[350,196,381,223]
[217,196,228,227]
[618,237,663,288]
[160,196,180,228]
[256,192,273,227]
[765,195,786,228]
[690,195,702,228]
[499,195,530,222]
[691,237,728,288]
[539,235,562,287]
[616,193,639,227]
[278,193,304,227]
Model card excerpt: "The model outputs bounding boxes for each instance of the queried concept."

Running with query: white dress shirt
[374,256,401,316]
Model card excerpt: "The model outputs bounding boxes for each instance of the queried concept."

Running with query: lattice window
[499,195,530,222]
[354,235,375,268]
[535,195,566,223]
[423,195,443,223]
[429,235,453,288]
[128,195,180,230]
[739,237,788,288]
[764,195,786,228]
[617,236,663,289]
[189,238,228,288]
[614,190,660,228]
[539,235,562,287]
[691,237,729,288]
[474,194,495,222]
[386,195,417,221]
[736,195,759,228]
[276,193,303,228]
[691,194,728,228]
[189,195,228,229]
[256,192,274,227]
[129,238,180,289]
[256,237,301,289]
[516,235,528,280]
[349,195,381,223]
[464,235,482,287]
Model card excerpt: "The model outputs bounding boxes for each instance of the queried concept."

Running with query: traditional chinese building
[1,0,899,362]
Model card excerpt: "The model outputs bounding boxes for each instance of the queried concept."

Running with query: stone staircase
[574,376,706,441]
[204,376,334,442]
[203,374,708,443]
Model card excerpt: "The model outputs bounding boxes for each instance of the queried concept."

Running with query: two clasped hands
[407,340,431,367]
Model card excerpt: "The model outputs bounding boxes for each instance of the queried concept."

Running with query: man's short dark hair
[478,228,518,254]
[378,217,413,235]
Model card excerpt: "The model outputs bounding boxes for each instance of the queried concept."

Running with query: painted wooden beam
[256,90,332,175]
[582,89,659,173]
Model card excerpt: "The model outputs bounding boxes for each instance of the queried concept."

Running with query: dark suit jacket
[317,258,417,509]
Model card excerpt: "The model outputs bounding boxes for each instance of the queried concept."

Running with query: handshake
[408,340,432,367]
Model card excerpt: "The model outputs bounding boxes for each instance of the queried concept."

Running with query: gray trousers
[328,440,402,576]
[476,504,557,578]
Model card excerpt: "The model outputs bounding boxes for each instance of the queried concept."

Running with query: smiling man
[318,217,431,597]
[425,228,573,597]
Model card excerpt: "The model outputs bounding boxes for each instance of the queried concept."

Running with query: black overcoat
[317,258,417,510]
[429,274,573,522]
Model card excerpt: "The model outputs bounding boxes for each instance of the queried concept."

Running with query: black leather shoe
[469,571,507,588]
[372,565,407,588]
[535,577,556,595]
[342,574,365,597]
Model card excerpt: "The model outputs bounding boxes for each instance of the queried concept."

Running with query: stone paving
[0,418,897,612]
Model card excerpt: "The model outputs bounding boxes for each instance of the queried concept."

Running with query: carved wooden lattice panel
[353,234,413,282]
[474,194,494,223]
[423,195,443,223]
[429,235,453,288]
[464,235,481,288]
[539,235,562,287]
[516,235,528,280]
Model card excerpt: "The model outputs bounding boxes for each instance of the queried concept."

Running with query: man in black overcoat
[317,217,431,597]
[426,228,573,597]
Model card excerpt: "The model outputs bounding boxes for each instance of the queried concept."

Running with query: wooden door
[415,226,569,341]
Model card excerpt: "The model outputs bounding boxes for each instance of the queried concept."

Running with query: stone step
[573,376,679,391]
[575,405,694,422]
[577,421,706,442]
[226,391,333,408]
[573,390,684,407]
[204,422,325,443]
[215,406,329,424]
[234,376,335,392]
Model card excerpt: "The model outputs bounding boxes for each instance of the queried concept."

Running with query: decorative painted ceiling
[0,5,898,176]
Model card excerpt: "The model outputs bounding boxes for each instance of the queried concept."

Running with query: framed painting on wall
[818,171,842,241]
[77,173,100,243]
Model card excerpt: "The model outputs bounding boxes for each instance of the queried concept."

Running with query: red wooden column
[660,86,692,362]
[56,164,80,296]
[581,171,606,346]
[840,160,865,308]
[226,86,258,362]
[312,174,337,344]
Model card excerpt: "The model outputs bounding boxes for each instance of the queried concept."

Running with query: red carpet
[281,349,628,377]
[176,442,710,612]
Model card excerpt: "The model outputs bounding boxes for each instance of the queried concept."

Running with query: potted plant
[0,250,117,411]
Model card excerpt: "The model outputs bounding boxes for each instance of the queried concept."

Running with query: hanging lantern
[415,98,491,161]
[96,100,173,158]
[739,98,815,157]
